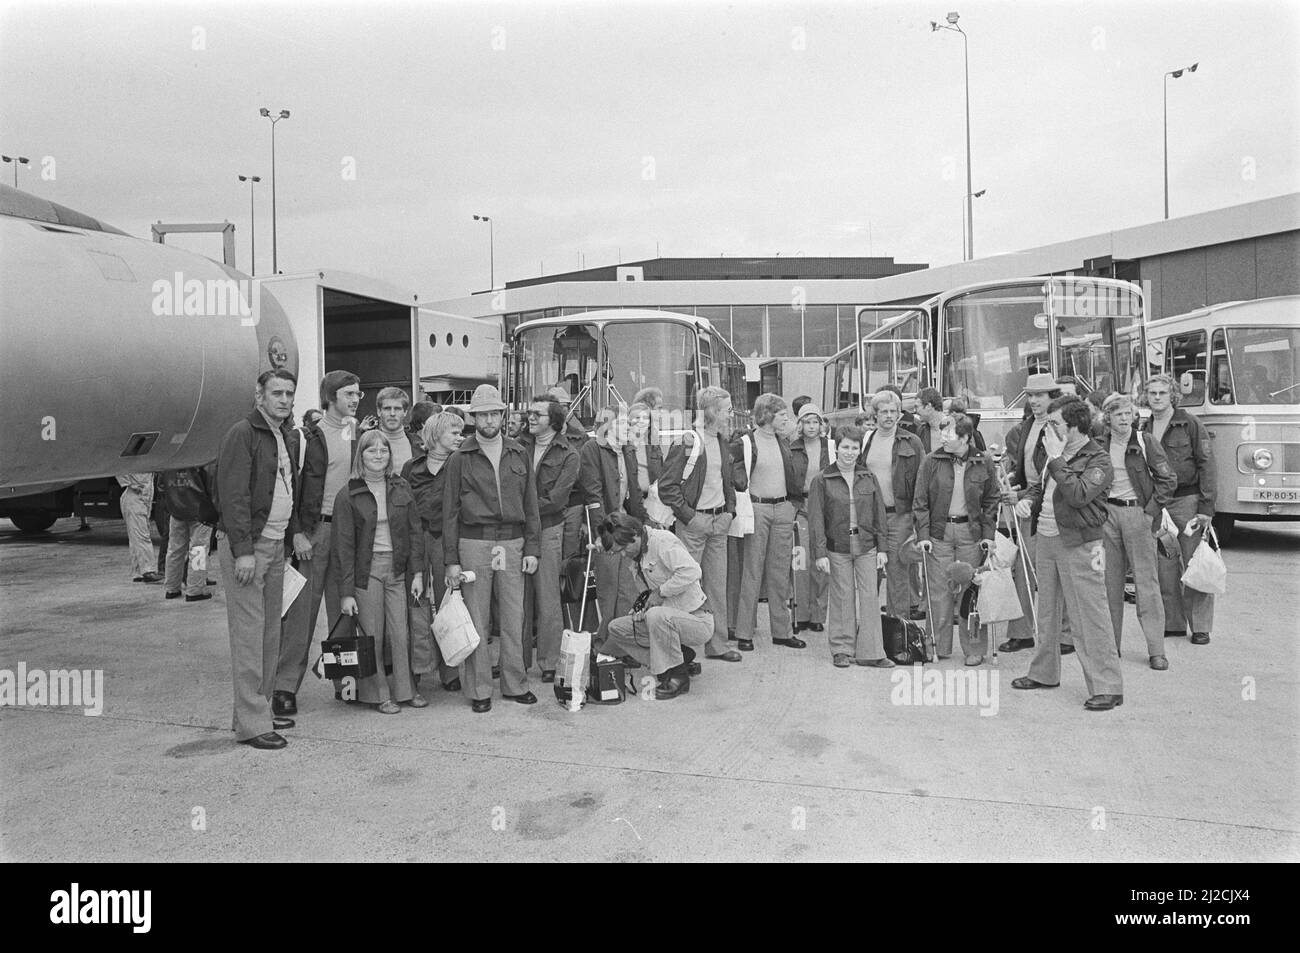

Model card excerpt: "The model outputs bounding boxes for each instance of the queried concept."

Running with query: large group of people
[195,362,1216,749]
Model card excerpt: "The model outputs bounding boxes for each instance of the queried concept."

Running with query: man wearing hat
[443,384,541,712]
[996,373,1061,653]
[790,402,834,632]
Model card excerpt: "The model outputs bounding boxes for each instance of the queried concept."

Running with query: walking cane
[919,548,938,662]
[789,516,801,634]
[991,453,1039,640]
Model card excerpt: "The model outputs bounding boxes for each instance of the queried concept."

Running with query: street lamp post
[961,189,986,261]
[2,154,31,188]
[258,107,291,273]
[473,215,495,289]
[1163,62,1198,220]
[932,12,974,260]
[237,175,262,275]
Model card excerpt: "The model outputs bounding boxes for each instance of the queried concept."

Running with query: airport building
[427,192,1300,378]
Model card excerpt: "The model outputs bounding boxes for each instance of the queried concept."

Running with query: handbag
[729,434,755,538]
[431,588,481,667]
[973,562,1024,623]
[1181,525,1227,595]
[316,614,377,681]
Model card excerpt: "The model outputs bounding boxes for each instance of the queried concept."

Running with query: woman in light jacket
[333,428,426,713]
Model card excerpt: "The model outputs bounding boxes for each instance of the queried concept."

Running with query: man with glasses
[860,390,925,624]
[1012,397,1121,711]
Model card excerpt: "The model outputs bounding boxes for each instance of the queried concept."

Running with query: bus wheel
[8,511,58,533]
[1211,513,1235,547]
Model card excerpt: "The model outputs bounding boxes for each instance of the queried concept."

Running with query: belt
[1173,485,1199,498]
[884,505,896,514]
[460,522,524,541]
[847,527,860,535]
[696,505,727,515]
[321,515,332,523]
[1107,497,1141,507]
[752,495,787,505]
[946,515,970,524]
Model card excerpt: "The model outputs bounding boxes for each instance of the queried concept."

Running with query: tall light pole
[1163,62,1198,220]
[473,214,494,289]
[961,189,986,261]
[258,107,290,273]
[2,154,30,188]
[932,12,974,260]
[237,174,262,275]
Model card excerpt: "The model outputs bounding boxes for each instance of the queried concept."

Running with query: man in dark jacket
[860,390,925,619]
[1012,397,1122,711]
[443,385,541,712]
[1099,393,1178,669]
[520,399,580,681]
[1140,374,1217,646]
[216,368,306,749]
[913,415,999,665]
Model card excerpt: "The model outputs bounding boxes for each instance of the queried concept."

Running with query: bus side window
[1167,330,1207,407]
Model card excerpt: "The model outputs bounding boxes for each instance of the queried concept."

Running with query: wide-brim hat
[797,402,826,421]
[1024,372,1058,394]
[545,386,573,405]
[468,384,507,414]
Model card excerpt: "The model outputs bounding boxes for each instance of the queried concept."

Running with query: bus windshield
[601,321,697,413]
[1225,327,1300,404]
[943,287,1050,410]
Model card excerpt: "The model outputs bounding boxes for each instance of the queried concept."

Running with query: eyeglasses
[339,390,364,401]
[525,411,543,421]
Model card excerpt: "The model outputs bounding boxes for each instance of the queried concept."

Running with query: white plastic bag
[728,434,755,538]
[556,628,592,712]
[975,564,1024,623]
[991,531,1018,570]
[643,483,674,526]
[1181,526,1227,595]
[431,588,480,667]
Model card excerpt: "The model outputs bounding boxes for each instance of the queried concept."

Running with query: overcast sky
[3,0,1296,300]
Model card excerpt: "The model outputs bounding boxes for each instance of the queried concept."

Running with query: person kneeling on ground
[596,514,714,700]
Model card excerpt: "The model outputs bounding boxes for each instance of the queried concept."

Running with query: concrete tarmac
[1,517,1297,862]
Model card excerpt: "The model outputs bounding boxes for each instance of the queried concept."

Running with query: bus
[823,277,1147,449]
[507,308,749,434]
[1133,295,1300,544]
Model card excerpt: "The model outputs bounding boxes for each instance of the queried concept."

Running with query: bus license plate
[1238,488,1300,503]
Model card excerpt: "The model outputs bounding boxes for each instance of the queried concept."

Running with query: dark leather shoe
[1060,643,1076,656]
[1164,629,1187,638]
[773,636,807,649]
[185,592,213,602]
[806,622,824,632]
[619,655,643,669]
[687,661,702,676]
[737,639,754,652]
[908,607,927,620]
[272,716,295,730]
[705,650,742,662]
[998,637,1035,653]
[272,691,297,716]
[240,731,287,749]
[1011,676,1059,690]
[165,590,182,600]
[471,698,491,713]
[1084,694,1124,711]
[1190,632,1210,645]
[503,691,537,705]
[654,674,690,699]
[1150,655,1169,671]
[135,571,163,583]
[443,678,461,692]
[541,670,555,683]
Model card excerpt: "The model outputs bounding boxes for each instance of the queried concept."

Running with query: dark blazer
[401,453,449,537]
[807,462,889,557]
[913,449,1001,543]
[729,427,806,505]
[216,409,301,557]
[1139,409,1216,517]
[441,433,541,562]
[521,432,581,528]
[1003,416,1049,491]
[859,428,925,509]
[658,430,737,526]
[578,436,626,527]
[332,475,424,593]
[621,440,664,523]
[1026,439,1114,545]
[1096,427,1177,527]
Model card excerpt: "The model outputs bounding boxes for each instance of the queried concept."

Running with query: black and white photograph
[1,0,1297,889]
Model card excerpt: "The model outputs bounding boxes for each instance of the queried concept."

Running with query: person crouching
[332,429,427,713]
[597,514,714,700]
[807,425,892,669]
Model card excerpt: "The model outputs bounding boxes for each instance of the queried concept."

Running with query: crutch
[992,455,1039,640]
[788,515,801,633]
[918,548,939,662]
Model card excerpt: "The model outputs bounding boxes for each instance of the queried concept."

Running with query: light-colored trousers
[926,521,985,658]
[524,522,566,671]
[881,509,916,617]
[276,520,341,695]
[793,511,829,626]
[120,487,156,577]
[164,519,212,596]
[1025,533,1123,696]
[353,552,414,705]
[219,533,284,741]
[605,605,714,675]
[735,500,795,643]
[826,551,885,660]
[1102,503,1165,657]
[458,536,527,701]
[412,529,458,684]
[676,511,734,655]
[1158,493,1215,634]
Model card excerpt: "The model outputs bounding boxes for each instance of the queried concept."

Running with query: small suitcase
[881,614,930,665]
[317,615,377,680]
[586,656,627,705]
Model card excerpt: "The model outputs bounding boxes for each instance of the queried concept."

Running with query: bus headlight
[1252,448,1274,470]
